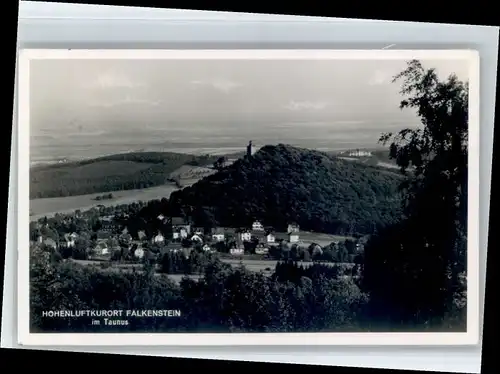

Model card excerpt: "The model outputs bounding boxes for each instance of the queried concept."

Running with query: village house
[238,229,252,242]
[287,223,300,233]
[97,230,111,241]
[229,239,245,255]
[211,228,225,242]
[190,234,203,243]
[171,217,191,235]
[192,227,205,235]
[249,229,275,245]
[173,227,189,240]
[100,216,116,232]
[137,230,147,241]
[42,237,57,250]
[108,238,121,252]
[166,242,183,253]
[288,231,300,243]
[152,232,165,244]
[119,230,133,245]
[274,232,289,243]
[63,232,78,248]
[348,149,372,157]
[94,241,109,256]
[255,245,269,255]
[134,245,145,259]
[252,220,265,231]
[266,231,276,244]
[230,246,244,255]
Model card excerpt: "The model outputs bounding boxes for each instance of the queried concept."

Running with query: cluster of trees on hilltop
[30,152,220,199]
[167,145,404,237]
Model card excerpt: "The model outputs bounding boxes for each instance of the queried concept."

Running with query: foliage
[362,60,468,329]
[30,248,368,333]
[168,144,403,236]
[159,250,219,275]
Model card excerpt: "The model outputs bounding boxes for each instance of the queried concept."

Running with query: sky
[29,57,471,161]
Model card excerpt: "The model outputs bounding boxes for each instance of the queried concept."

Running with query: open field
[168,164,217,187]
[169,165,216,179]
[29,183,179,221]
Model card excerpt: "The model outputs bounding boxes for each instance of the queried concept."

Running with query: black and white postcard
[17,49,480,346]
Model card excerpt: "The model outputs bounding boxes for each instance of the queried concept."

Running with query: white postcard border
[17,49,480,346]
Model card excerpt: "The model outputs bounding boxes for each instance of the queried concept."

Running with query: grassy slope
[30,152,223,199]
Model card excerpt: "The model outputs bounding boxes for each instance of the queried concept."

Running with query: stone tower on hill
[246,140,256,158]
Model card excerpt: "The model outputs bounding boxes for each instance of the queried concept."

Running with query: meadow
[29,183,180,221]
[298,231,354,246]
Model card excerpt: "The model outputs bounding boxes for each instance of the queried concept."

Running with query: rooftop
[171,217,189,225]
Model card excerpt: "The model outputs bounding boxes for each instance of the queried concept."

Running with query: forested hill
[168,144,404,236]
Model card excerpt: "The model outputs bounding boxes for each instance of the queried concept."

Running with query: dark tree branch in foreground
[363,60,468,329]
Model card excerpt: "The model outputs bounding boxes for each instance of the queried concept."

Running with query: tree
[362,60,468,328]
[344,239,356,255]
[213,156,228,171]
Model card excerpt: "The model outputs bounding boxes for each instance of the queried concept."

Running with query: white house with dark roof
[211,228,225,242]
[171,217,191,234]
[230,247,244,255]
[238,229,252,242]
[137,230,147,240]
[152,233,165,244]
[94,241,109,256]
[266,231,276,244]
[173,227,189,240]
[100,216,115,232]
[288,232,300,243]
[192,227,204,235]
[166,242,183,253]
[252,221,264,231]
[255,245,269,255]
[191,234,203,243]
[134,246,145,259]
[64,233,78,248]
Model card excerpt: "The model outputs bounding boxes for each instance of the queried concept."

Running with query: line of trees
[361,60,469,329]
[30,248,369,333]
